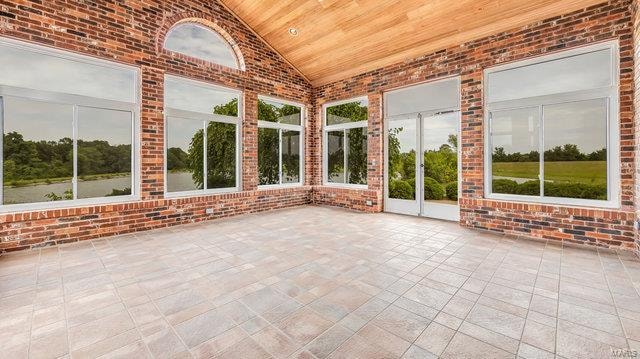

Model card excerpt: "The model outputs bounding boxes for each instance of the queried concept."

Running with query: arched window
[164,23,240,69]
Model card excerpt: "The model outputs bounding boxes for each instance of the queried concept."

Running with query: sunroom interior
[1,0,640,358]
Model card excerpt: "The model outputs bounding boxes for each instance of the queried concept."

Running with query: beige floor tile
[441,332,513,359]
[277,308,333,345]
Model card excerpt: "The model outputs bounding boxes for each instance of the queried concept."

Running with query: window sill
[164,187,240,199]
[484,193,620,210]
[320,183,369,190]
[0,195,140,214]
[258,183,304,190]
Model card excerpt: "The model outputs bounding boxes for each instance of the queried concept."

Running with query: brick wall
[0,0,314,252]
[313,0,638,250]
[634,0,640,253]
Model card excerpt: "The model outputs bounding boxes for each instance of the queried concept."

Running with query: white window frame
[163,74,242,198]
[0,38,141,213]
[322,96,369,189]
[257,96,305,188]
[483,41,620,208]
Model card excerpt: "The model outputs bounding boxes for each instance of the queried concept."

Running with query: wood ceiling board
[220,0,609,86]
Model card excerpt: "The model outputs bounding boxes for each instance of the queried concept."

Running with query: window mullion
[539,105,544,198]
[278,129,283,185]
[203,120,207,191]
[72,105,78,200]
[343,129,349,184]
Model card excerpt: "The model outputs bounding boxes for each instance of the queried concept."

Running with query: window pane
[282,130,300,183]
[386,79,459,117]
[423,112,458,203]
[258,128,279,185]
[164,23,239,69]
[388,119,416,200]
[487,49,612,102]
[206,122,236,189]
[77,107,132,199]
[258,99,301,125]
[326,99,368,125]
[164,76,238,116]
[3,98,73,205]
[327,131,344,183]
[0,43,136,103]
[166,117,203,192]
[347,127,368,185]
[543,99,607,200]
[491,107,540,196]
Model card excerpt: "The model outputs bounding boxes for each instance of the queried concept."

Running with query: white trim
[257,95,305,188]
[163,75,242,197]
[322,96,369,187]
[483,41,620,209]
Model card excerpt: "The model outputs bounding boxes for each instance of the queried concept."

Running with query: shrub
[492,179,518,194]
[424,177,445,200]
[515,180,541,196]
[445,181,458,201]
[544,182,607,200]
[389,179,414,200]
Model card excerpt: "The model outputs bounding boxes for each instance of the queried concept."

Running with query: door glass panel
[282,130,300,183]
[166,117,203,192]
[490,107,540,196]
[543,99,607,200]
[3,98,73,205]
[206,122,236,189]
[327,130,344,183]
[346,127,368,185]
[77,107,132,199]
[388,118,416,200]
[423,112,458,204]
[258,127,279,185]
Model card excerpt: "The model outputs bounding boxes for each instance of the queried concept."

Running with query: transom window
[164,75,241,196]
[323,97,368,186]
[258,97,304,186]
[164,23,240,69]
[0,38,139,211]
[484,42,619,208]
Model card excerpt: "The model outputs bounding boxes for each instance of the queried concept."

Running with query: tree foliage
[492,144,606,163]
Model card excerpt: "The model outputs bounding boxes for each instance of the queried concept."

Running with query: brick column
[242,90,258,191]
[459,72,484,200]
[140,66,165,200]
[633,0,640,254]
[367,93,384,193]
[305,100,320,186]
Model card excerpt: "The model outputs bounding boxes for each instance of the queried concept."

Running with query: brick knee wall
[313,0,638,251]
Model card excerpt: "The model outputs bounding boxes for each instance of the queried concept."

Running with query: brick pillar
[140,66,165,200]
[460,72,484,200]
[305,100,319,186]
[633,0,640,254]
[367,93,384,194]
[243,90,258,191]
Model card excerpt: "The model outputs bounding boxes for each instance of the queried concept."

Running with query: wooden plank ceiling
[220,0,608,86]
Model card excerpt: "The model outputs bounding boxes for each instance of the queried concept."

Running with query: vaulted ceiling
[220,0,608,86]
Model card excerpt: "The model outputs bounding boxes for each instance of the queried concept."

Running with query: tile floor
[1,205,640,359]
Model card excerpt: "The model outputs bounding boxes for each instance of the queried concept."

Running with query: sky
[164,23,238,69]
[390,112,458,154]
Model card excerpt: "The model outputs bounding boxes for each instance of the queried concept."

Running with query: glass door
[421,111,460,221]
[385,116,420,215]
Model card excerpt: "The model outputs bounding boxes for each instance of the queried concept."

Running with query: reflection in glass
[388,119,416,200]
[282,131,300,183]
[164,76,238,116]
[206,122,236,189]
[543,99,607,200]
[347,127,368,185]
[166,117,203,192]
[259,99,301,125]
[423,112,458,203]
[327,131,344,183]
[258,128,279,185]
[3,98,73,204]
[164,23,239,69]
[491,107,540,196]
[326,100,368,125]
[77,107,132,199]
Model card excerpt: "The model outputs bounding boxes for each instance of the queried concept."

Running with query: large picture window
[164,75,241,196]
[485,42,619,207]
[323,98,368,186]
[257,98,304,186]
[0,38,138,210]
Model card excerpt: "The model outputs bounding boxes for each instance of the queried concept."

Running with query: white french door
[384,111,460,220]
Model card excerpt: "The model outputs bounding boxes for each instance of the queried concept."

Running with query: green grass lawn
[492,161,606,185]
